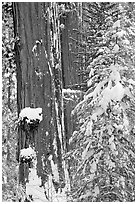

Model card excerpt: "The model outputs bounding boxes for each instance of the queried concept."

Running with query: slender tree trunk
[60,2,85,161]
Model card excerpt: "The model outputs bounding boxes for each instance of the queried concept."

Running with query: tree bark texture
[60,3,85,154]
[13,2,85,197]
[13,2,64,187]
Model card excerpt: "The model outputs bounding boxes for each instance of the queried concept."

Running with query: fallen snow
[19,107,43,123]
[26,160,48,202]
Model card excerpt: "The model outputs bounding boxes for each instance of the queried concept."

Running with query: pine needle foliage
[68,2,135,202]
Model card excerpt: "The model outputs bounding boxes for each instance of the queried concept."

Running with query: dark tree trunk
[13,2,53,185]
[13,2,70,200]
[13,2,86,201]
[60,3,85,153]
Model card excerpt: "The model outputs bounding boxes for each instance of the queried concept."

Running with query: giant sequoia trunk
[13,2,85,201]
[13,2,67,201]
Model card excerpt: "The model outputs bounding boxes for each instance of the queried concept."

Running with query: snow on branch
[72,63,134,117]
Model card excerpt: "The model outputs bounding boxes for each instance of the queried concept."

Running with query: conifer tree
[68,2,135,202]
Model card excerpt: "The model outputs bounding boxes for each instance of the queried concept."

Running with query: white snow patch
[46,131,49,136]
[99,81,125,110]
[35,70,42,78]
[122,39,130,45]
[98,48,104,53]
[113,30,126,38]
[123,116,129,128]
[93,186,99,197]
[90,107,104,122]
[60,24,65,29]
[109,135,114,144]
[32,45,37,53]
[113,20,120,28]
[87,78,92,87]
[3,175,7,184]
[20,147,36,160]
[128,78,135,85]
[89,68,94,78]
[90,161,97,173]
[82,141,92,161]
[85,81,105,100]
[99,85,112,110]
[32,40,42,53]
[113,44,119,53]
[111,82,124,102]
[85,120,93,136]
[35,40,42,44]
[19,107,43,123]
[109,64,118,71]
[62,88,82,94]
[26,163,48,202]
[110,70,121,83]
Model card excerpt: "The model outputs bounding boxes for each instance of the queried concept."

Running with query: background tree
[68,2,135,202]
